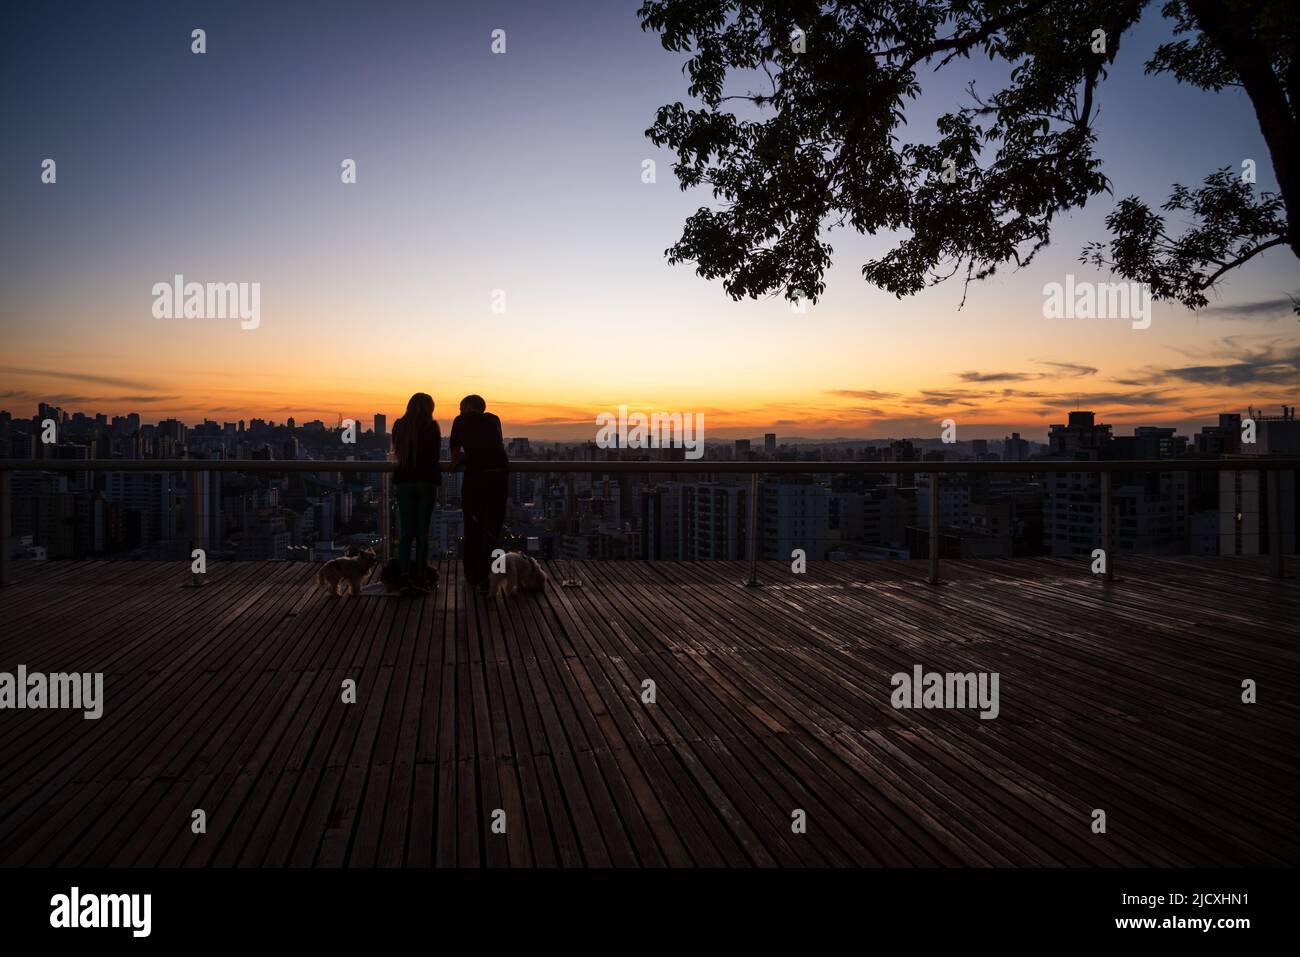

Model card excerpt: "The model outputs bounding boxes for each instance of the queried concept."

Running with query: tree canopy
[638,0,1299,312]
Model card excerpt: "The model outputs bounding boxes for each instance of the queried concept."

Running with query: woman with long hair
[390,392,442,588]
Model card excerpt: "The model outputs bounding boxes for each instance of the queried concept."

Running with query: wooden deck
[0,556,1296,867]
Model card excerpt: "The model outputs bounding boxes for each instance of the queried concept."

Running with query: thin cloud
[1033,360,1098,377]
[0,366,161,391]
[856,414,965,434]
[1159,341,1300,387]
[1199,293,1299,322]
[1036,391,1177,408]
[1112,338,1299,390]
[956,371,1038,383]
[1165,355,1299,388]
[826,389,902,400]
[919,389,987,401]
[955,362,1097,383]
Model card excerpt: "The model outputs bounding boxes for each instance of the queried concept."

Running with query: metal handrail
[1,458,1297,474]
[1,457,1295,587]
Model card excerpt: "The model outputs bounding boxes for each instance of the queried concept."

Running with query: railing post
[928,473,941,585]
[0,468,10,587]
[1266,468,1283,579]
[744,471,759,586]
[187,468,206,586]
[380,471,391,564]
[561,475,581,587]
[1101,470,1114,582]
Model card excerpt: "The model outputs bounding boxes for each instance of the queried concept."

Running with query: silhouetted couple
[390,392,508,594]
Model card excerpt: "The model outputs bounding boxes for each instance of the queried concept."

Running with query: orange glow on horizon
[2,362,1283,442]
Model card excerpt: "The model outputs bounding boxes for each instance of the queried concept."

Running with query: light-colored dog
[488,551,548,599]
[318,547,378,596]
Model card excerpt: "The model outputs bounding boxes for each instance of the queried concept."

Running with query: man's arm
[433,422,446,473]
[448,418,464,469]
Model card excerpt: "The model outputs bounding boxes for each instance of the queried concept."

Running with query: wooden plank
[0,555,1295,868]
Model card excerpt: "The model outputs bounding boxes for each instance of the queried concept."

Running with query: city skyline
[9,397,1295,446]
[6,398,1290,573]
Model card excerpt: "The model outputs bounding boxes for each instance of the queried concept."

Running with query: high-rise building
[317,494,339,543]
[1042,414,1190,557]
[591,476,621,526]
[431,508,463,558]
[883,439,918,487]
[1043,413,1106,557]
[1193,413,1242,456]
[1216,467,1298,557]
[760,478,829,560]
[1113,471,1190,553]
[641,482,691,560]
[691,482,748,560]
[863,486,917,548]
[158,418,187,445]
[104,471,176,546]
[1048,411,1112,459]
[764,433,777,454]
[374,413,387,438]
[917,478,972,531]
[1113,427,1186,460]
[1219,407,1299,557]
[1003,432,1029,462]
[238,515,289,560]
[1248,405,1300,453]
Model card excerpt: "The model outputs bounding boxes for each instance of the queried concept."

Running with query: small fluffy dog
[488,551,548,599]
[318,547,378,596]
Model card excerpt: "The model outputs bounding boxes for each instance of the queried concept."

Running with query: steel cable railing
[1,457,1296,586]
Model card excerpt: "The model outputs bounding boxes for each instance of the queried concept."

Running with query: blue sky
[1,0,1296,439]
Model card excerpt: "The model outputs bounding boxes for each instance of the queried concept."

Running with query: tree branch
[877,0,1054,65]
[1199,235,1288,286]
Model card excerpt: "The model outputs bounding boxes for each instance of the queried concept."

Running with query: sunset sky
[2,0,1297,441]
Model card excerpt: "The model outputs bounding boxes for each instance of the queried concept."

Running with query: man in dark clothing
[449,394,509,592]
